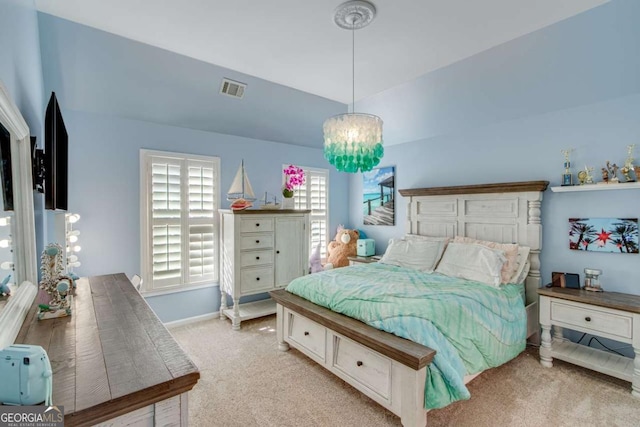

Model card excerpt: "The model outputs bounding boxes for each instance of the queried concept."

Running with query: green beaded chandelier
[323,1,383,174]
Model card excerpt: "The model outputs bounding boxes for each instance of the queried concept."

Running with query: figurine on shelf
[606,161,620,183]
[560,148,574,186]
[601,161,619,184]
[621,144,636,182]
[584,166,594,184]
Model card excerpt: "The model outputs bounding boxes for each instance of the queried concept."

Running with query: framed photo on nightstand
[551,271,581,289]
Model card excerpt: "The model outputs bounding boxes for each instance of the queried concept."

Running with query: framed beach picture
[569,218,639,253]
[363,166,395,226]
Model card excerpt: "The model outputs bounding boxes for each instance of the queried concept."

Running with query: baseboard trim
[165,311,220,329]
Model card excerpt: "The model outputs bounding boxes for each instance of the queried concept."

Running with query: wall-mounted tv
[43,92,68,211]
[0,122,12,211]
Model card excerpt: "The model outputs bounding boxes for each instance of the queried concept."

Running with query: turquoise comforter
[286,263,526,409]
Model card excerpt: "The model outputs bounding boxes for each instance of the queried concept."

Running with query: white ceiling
[34,0,609,104]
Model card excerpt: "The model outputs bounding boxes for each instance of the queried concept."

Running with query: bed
[270,180,548,427]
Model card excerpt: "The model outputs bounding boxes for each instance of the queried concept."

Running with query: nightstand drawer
[240,234,274,250]
[240,218,274,233]
[288,311,326,361]
[240,250,273,267]
[551,300,632,340]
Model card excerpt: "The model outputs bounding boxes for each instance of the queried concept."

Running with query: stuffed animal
[309,243,324,274]
[326,227,359,269]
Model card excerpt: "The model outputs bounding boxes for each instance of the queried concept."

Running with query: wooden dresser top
[15,273,200,426]
[538,287,640,314]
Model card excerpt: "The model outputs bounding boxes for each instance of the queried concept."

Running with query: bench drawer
[332,335,391,400]
[288,311,326,361]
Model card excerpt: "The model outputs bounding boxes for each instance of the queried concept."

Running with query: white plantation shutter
[142,151,220,292]
[286,166,329,260]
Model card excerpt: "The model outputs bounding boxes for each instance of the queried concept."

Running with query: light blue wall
[0,0,46,262]
[35,10,352,322]
[36,12,345,149]
[352,1,640,355]
[62,109,349,322]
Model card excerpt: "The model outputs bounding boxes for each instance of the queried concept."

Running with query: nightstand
[538,287,640,398]
[347,255,381,266]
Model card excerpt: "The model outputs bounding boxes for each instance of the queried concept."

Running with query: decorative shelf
[550,182,640,192]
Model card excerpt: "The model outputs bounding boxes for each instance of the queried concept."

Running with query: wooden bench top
[15,273,200,426]
[270,289,435,370]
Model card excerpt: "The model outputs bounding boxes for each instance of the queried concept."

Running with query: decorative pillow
[453,236,519,284]
[404,234,450,268]
[379,238,445,273]
[508,245,531,284]
[513,261,531,285]
[435,242,506,287]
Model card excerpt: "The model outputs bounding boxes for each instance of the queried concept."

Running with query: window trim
[283,164,330,260]
[140,149,221,294]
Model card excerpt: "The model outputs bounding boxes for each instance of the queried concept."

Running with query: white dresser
[219,209,310,329]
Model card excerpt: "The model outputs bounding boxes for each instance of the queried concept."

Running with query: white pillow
[508,246,531,284]
[379,238,445,273]
[435,242,506,287]
[404,234,450,268]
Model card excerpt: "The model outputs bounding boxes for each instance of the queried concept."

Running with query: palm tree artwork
[569,218,639,253]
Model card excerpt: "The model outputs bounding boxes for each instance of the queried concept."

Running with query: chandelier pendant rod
[352,22,355,114]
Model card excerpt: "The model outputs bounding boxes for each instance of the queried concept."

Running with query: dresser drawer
[240,267,274,293]
[240,250,273,267]
[550,300,632,340]
[288,311,326,361]
[240,234,274,250]
[332,335,391,400]
[240,217,274,233]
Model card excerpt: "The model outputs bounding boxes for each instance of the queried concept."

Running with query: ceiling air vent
[220,78,246,99]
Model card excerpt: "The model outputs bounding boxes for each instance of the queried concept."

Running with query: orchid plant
[283,164,305,198]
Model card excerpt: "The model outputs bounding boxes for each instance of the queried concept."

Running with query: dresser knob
[256,277,260,281]
[276,250,280,254]
[256,256,260,260]
[356,361,363,367]
[304,331,309,336]
[256,240,260,244]
[256,223,260,227]
[585,317,591,322]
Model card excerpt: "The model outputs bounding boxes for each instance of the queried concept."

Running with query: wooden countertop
[15,273,200,426]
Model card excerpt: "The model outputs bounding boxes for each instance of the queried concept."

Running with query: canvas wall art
[569,218,639,253]
[363,166,395,226]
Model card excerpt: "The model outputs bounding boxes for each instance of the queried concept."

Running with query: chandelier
[323,0,383,173]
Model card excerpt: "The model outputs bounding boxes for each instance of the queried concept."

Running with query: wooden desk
[15,274,200,426]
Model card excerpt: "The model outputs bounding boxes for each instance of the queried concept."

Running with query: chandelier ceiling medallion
[323,0,383,173]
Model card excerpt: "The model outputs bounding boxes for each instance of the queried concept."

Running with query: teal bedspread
[286,263,526,409]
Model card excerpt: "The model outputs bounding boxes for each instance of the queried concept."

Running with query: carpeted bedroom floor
[170,315,640,427]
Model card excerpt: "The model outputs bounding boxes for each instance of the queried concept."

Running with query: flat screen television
[44,92,68,211]
[0,122,12,211]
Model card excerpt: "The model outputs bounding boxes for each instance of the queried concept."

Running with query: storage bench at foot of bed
[271,289,435,427]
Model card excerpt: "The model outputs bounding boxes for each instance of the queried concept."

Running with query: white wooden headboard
[399,181,549,305]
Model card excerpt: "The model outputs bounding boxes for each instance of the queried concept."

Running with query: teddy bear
[325,227,359,269]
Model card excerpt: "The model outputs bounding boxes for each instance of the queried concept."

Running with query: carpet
[170,315,640,427]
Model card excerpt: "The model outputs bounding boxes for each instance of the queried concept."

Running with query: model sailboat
[227,160,256,210]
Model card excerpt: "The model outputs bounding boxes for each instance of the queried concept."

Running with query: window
[141,150,220,293]
[285,165,329,259]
